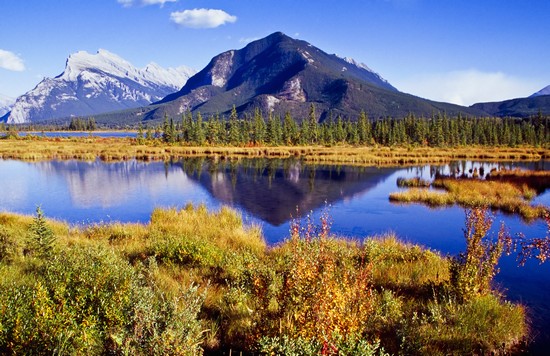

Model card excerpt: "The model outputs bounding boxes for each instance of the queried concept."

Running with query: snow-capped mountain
[530,85,550,97]
[3,50,195,123]
[0,94,15,117]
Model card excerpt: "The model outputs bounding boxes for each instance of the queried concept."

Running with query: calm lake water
[18,131,138,138]
[1,157,549,352]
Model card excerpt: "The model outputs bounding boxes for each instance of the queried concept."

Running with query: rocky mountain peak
[3,50,195,123]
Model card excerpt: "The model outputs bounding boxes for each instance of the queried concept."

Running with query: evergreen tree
[145,126,153,141]
[137,123,145,144]
[228,105,241,145]
[27,206,56,258]
[282,112,298,145]
[253,108,266,145]
[307,104,319,144]
[357,111,371,145]
[194,112,205,145]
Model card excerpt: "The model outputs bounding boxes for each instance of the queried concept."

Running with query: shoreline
[0,136,549,166]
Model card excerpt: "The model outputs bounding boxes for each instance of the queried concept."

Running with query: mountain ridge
[2,50,195,124]
[0,94,14,117]
[136,31,484,122]
[530,85,550,98]
[5,32,548,124]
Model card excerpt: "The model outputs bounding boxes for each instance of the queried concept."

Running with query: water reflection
[176,157,398,225]
[26,160,194,208]
[0,158,549,351]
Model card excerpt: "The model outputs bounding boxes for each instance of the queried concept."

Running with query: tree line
[139,105,549,148]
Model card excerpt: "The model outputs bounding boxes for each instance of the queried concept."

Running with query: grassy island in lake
[390,168,550,221]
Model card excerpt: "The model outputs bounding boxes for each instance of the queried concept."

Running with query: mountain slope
[530,85,550,97]
[471,95,550,117]
[2,50,195,123]
[136,32,484,122]
[0,94,14,117]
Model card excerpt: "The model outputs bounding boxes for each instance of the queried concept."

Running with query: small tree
[450,207,510,302]
[27,206,56,258]
[136,123,145,144]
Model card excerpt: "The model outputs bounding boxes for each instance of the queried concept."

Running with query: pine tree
[282,112,298,145]
[357,110,371,145]
[27,206,56,258]
[253,108,266,145]
[137,123,145,144]
[194,112,205,145]
[145,126,153,141]
[228,105,240,145]
[307,104,319,144]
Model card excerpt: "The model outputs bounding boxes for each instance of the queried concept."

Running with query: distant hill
[471,95,550,117]
[96,32,485,124]
[1,50,195,124]
[530,85,550,98]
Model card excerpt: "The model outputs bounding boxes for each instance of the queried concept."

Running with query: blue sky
[1,0,549,105]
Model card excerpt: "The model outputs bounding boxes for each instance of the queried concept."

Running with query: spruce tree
[228,105,240,145]
[27,206,56,258]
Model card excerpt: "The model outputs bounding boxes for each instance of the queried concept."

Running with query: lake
[1,157,549,352]
[2,131,137,138]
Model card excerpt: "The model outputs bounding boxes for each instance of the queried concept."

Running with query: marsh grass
[0,136,548,166]
[390,169,549,221]
[0,205,530,354]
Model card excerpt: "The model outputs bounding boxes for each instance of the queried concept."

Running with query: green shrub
[0,246,205,355]
[398,293,526,355]
[257,334,385,356]
[0,226,19,263]
[450,207,509,302]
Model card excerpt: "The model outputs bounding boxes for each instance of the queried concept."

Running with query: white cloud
[118,0,176,7]
[170,8,237,29]
[396,69,545,106]
[0,49,25,72]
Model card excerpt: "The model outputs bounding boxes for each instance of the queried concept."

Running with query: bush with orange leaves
[244,210,378,353]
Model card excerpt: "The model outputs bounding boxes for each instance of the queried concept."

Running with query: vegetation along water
[0,110,549,354]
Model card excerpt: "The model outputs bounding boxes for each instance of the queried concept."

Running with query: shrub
[0,226,19,263]
[0,246,205,355]
[398,294,526,355]
[450,207,510,302]
[228,211,379,353]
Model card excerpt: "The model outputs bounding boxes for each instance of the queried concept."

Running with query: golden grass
[0,136,549,166]
[390,170,549,221]
[0,205,528,354]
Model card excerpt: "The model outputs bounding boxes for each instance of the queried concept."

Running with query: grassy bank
[390,169,550,221]
[0,205,527,354]
[0,135,549,165]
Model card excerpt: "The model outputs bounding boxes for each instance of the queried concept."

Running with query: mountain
[471,93,550,117]
[118,32,484,123]
[0,94,14,117]
[530,85,550,97]
[2,50,195,124]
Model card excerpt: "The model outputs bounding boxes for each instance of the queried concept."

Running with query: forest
[145,106,549,148]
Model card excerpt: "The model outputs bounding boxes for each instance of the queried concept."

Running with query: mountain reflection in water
[1,158,549,352]
[176,157,398,226]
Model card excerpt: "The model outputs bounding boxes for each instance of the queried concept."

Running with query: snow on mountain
[5,50,195,123]
[337,55,391,86]
[0,94,15,117]
[530,85,550,97]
